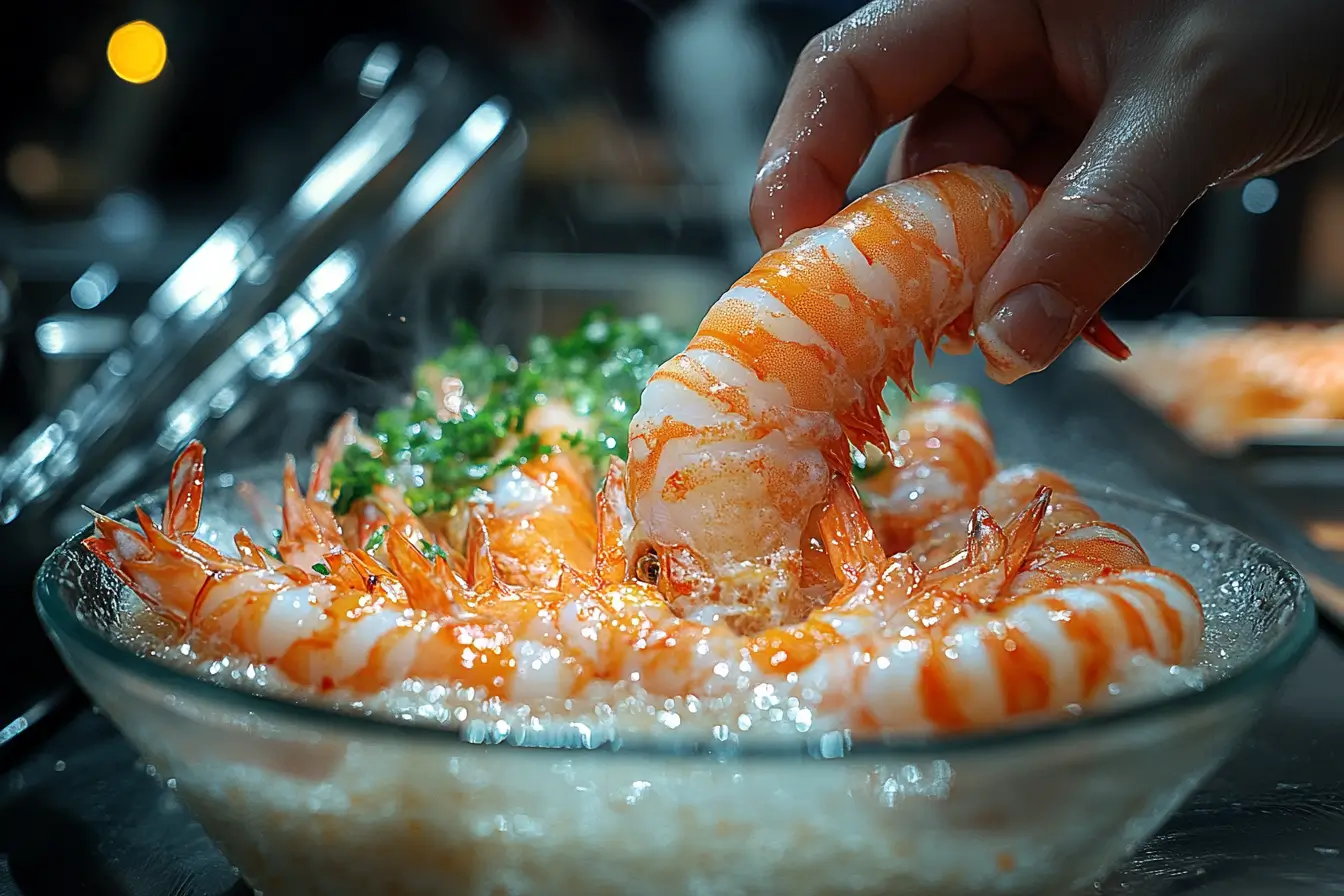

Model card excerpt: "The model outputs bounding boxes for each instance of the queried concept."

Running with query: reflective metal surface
[0,44,522,551]
[0,40,527,770]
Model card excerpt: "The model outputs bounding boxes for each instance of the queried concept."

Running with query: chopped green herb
[312,562,331,575]
[263,546,281,561]
[329,308,687,516]
[363,525,390,553]
[271,528,283,543]
[419,540,450,562]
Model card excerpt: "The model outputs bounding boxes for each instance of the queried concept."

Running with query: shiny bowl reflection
[35,465,1316,895]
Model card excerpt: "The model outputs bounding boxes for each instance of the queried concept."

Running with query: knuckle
[1155,5,1259,137]
[797,32,830,69]
[1060,170,1173,247]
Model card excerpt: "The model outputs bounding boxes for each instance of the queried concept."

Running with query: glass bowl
[35,465,1316,896]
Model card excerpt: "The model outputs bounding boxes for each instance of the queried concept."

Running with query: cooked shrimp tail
[922,486,1051,601]
[279,455,342,570]
[312,411,358,500]
[84,508,217,625]
[163,441,206,539]
[233,530,278,569]
[383,528,468,615]
[1082,318,1132,361]
[465,508,508,598]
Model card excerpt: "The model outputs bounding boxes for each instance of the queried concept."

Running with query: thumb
[974,93,1214,384]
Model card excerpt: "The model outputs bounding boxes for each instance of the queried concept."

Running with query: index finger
[750,0,973,250]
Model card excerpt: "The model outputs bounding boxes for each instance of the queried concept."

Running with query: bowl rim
[34,469,1319,759]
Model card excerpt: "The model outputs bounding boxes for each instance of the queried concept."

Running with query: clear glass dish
[35,464,1317,896]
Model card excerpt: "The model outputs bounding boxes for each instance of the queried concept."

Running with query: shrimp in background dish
[1112,324,1344,451]
[627,164,1077,629]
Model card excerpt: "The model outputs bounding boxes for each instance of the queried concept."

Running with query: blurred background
[3,0,1344,759]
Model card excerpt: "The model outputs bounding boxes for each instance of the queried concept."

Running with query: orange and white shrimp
[857,385,997,554]
[86,439,1202,734]
[325,401,600,593]
[627,164,1048,625]
[470,401,600,592]
[602,484,1201,733]
[85,457,622,700]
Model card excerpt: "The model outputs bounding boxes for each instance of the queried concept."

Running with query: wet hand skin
[751,0,1344,382]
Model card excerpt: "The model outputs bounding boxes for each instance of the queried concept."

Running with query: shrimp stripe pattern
[626,164,1038,625]
[84,427,1203,735]
[859,389,998,555]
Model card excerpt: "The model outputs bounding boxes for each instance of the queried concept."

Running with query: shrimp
[856,385,997,554]
[87,438,1202,735]
[85,454,626,700]
[328,400,600,594]
[482,453,598,593]
[627,164,1050,626]
[910,463,1142,575]
[909,464,1091,568]
[473,401,600,592]
[600,484,1201,733]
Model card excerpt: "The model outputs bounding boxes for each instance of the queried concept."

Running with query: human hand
[750,0,1344,382]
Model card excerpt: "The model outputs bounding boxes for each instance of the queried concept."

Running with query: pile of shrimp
[87,164,1203,737]
[1111,322,1344,451]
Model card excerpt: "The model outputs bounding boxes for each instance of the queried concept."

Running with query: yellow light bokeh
[107,21,167,84]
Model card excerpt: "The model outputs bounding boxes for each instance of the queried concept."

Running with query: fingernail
[977,284,1079,383]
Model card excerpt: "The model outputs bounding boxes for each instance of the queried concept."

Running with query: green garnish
[363,525,390,553]
[271,528,283,543]
[329,308,687,516]
[312,562,331,575]
[420,539,450,562]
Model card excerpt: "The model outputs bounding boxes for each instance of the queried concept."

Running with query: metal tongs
[0,43,526,568]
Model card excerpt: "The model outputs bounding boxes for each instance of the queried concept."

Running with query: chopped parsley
[329,309,687,516]
[312,562,331,576]
[363,525,390,553]
[420,539,450,562]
